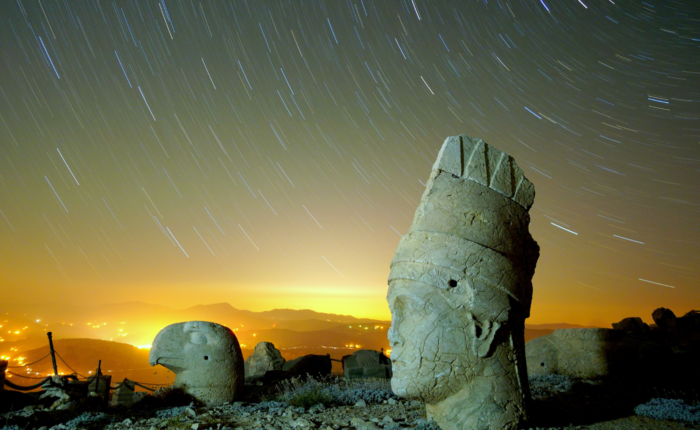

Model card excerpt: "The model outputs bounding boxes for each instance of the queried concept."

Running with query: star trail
[0,0,698,325]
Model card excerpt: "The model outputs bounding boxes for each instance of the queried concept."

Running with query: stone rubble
[1,376,696,430]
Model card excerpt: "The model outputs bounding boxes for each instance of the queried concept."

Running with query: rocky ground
[1,375,699,430]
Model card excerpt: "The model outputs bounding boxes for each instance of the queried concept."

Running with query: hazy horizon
[6,298,686,329]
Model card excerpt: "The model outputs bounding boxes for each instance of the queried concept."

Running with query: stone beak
[149,323,186,372]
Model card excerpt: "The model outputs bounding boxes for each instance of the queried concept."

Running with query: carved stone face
[150,321,244,405]
[387,135,538,430]
[388,278,507,404]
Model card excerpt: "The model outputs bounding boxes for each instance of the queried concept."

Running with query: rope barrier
[54,351,88,379]
[4,348,171,394]
[106,380,170,391]
[7,354,51,368]
[110,381,126,390]
[7,371,50,379]
[133,382,158,392]
[3,376,52,391]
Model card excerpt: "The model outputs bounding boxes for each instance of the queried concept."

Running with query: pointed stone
[489,152,514,198]
[512,162,535,210]
[461,136,488,186]
[432,135,462,177]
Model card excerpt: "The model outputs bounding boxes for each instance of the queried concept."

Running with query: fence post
[0,359,7,390]
[47,332,59,376]
[94,360,101,393]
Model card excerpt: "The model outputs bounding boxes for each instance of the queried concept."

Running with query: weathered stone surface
[342,349,392,379]
[387,135,539,430]
[149,321,244,405]
[527,329,621,379]
[526,328,672,379]
[244,342,285,379]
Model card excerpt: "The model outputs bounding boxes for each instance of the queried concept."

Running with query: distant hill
[1,302,392,353]
[2,302,605,374]
[4,339,172,390]
[235,325,390,350]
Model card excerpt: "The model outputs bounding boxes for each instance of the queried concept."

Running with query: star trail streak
[0,0,697,325]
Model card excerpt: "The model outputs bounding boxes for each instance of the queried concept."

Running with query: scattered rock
[612,317,649,334]
[244,341,286,381]
[350,417,381,430]
[652,308,677,334]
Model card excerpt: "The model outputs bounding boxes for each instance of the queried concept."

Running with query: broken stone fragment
[526,328,672,379]
[244,341,285,379]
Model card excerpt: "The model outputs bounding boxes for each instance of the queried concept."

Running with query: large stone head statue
[387,135,539,430]
[149,321,244,405]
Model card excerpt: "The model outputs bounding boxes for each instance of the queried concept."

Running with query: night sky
[1,0,698,326]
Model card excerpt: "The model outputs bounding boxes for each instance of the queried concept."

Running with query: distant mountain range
[0,302,390,354]
[1,302,603,388]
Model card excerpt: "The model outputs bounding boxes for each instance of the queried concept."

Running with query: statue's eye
[448,279,458,288]
[204,356,209,361]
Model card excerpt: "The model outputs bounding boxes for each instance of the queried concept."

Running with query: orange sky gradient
[1,1,698,331]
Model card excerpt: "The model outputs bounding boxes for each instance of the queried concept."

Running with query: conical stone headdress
[389,135,539,316]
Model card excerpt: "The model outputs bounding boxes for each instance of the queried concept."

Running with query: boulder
[652,308,677,334]
[679,310,700,335]
[282,354,332,378]
[612,317,649,334]
[342,350,392,379]
[526,328,671,379]
[244,342,285,379]
[149,321,244,405]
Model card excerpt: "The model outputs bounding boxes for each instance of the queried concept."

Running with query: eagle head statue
[149,321,244,405]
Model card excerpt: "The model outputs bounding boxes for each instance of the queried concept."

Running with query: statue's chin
[390,375,421,400]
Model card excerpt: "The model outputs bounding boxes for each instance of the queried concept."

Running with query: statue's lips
[388,352,407,366]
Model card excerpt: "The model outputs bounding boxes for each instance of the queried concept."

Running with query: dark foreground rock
[2,375,698,430]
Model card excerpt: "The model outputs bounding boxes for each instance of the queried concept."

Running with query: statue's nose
[388,324,404,347]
